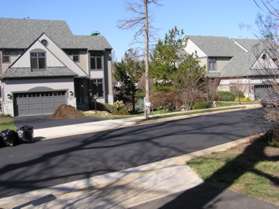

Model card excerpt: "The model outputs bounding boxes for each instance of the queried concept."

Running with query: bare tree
[252,0,279,146]
[119,0,160,119]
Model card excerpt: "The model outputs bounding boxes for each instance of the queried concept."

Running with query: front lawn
[188,138,279,206]
[0,115,16,131]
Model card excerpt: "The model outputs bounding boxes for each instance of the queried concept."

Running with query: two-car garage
[13,91,67,117]
[1,77,76,117]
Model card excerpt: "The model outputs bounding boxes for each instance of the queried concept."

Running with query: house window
[72,54,80,63]
[91,79,104,98]
[2,53,10,63]
[30,51,46,70]
[208,58,217,72]
[90,56,103,70]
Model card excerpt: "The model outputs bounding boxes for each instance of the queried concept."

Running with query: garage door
[14,91,66,116]
[254,85,273,100]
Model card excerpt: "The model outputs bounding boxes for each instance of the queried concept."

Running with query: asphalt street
[0,108,269,198]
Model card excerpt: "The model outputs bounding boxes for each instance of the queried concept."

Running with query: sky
[1,0,262,59]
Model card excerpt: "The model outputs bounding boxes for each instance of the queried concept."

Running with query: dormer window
[30,51,46,70]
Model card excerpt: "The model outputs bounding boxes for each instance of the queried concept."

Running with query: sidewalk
[34,104,261,140]
[0,133,272,209]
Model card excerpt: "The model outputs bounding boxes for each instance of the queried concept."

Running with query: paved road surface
[0,109,269,198]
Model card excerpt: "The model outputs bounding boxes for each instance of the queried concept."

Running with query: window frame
[30,51,46,71]
[91,78,104,98]
[208,58,217,72]
[72,54,80,63]
[90,55,103,70]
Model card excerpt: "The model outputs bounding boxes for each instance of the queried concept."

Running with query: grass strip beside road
[149,105,248,120]
[188,138,279,206]
[0,115,16,131]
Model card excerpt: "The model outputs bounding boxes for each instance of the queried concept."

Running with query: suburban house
[0,18,113,117]
[185,35,279,100]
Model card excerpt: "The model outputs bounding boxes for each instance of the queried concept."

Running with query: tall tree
[174,55,206,110]
[119,0,160,119]
[114,49,144,113]
[150,27,185,83]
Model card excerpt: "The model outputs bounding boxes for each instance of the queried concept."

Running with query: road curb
[169,132,265,165]
[0,133,265,209]
[34,104,262,141]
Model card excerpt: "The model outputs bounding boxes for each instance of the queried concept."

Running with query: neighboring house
[185,35,279,100]
[0,18,114,117]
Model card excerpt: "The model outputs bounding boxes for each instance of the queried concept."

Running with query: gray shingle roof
[187,35,240,57]
[220,38,264,77]
[72,35,112,50]
[3,67,76,78]
[220,50,256,77]
[188,35,270,77]
[0,18,112,50]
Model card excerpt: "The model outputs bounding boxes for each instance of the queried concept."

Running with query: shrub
[217,91,235,101]
[150,91,182,111]
[109,100,129,115]
[192,101,211,110]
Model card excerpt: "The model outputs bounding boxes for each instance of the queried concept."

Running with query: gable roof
[2,33,88,79]
[187,35,240,57]
[220,49,256,77]
[0,18,112,50]
[220,39,269,77]
[187,35,271,78]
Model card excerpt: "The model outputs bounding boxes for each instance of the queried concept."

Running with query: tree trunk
[144,0,150,119]
[132,88,136,113]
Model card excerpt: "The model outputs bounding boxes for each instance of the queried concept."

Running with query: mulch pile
[50,104,84,119]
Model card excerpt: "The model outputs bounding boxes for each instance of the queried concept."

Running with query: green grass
[0,115,16,131]
[216,101,257,107]
[188,144,279,206]
[83,103,248,122]
[150,105,246,120]
[150,109,171,115]
[216,101,240,107]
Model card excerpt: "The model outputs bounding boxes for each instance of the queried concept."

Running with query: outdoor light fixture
[69,91,74,96]
[7,94,13,100]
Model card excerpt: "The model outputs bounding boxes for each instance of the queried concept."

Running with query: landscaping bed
[188,137,279,206]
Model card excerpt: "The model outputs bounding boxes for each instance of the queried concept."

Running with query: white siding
[38,34,87,77]
[12,41,64,68]
[185,39,207,57]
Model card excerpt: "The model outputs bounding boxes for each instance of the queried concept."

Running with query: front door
[74,78,90,110]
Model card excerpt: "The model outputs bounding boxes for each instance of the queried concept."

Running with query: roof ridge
[0,17,66,22]
[187,34,258,41]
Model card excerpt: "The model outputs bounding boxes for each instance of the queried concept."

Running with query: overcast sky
[1,0,262,59]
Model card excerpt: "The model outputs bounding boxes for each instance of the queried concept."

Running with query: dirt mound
[50,104,84,119]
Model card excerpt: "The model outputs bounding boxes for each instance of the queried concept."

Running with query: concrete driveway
[0,108,270,199]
